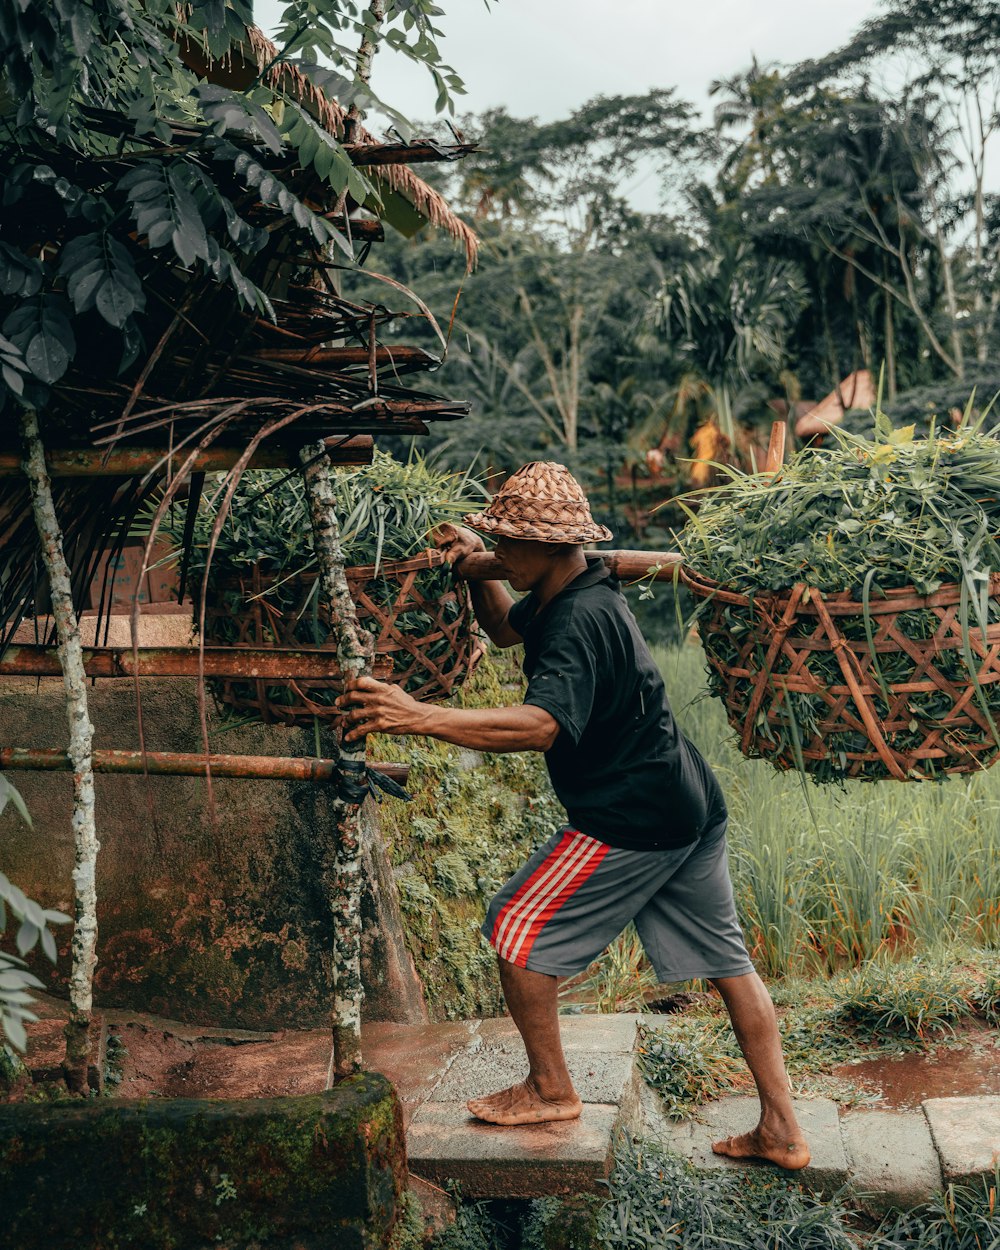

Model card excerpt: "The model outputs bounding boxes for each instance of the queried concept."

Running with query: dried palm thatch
[0,91,473,651]
[243,26,479,270]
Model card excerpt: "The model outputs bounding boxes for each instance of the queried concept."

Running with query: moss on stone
[369,651,563,1020]
[1,1073,405,1249]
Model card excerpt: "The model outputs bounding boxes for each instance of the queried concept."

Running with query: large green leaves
[2,294,76,385]
[118,162,210,269]
[211,140,351,256]
[59,233,146,328]
[194,84,284,155]
[280,100,375,206]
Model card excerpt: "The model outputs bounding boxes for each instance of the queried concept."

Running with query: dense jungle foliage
[352,0,1000,545]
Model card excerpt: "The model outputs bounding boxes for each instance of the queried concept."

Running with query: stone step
[923,1096,1000,1186]
[404,1014,643,1198]
[374,1014,1000,1209]
[637,1083,849,1192]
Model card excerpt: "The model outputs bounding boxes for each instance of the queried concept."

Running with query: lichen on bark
[18,408,99,1093]
[300,442,374,1081]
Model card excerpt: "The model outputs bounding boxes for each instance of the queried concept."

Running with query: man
[339,462,810,1169]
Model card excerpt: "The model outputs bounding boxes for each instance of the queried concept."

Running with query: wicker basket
[203,549,484,726]
[680,566,1000,782]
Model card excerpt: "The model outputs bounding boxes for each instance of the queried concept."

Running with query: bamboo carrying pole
[17,409,99,1093]
[456,549,683,582]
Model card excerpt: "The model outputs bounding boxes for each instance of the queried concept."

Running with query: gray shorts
[482,816,754,983]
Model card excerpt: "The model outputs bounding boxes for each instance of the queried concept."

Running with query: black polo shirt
[507,557,725,851]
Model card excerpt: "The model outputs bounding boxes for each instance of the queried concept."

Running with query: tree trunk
[18,409,99,1093]
[931,202,965,381]
[299,443,374,1081]
[883,275,897,402]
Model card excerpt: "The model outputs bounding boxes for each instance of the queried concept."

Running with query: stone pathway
[19,999,1000,1210]
[367,1014,1000,1209]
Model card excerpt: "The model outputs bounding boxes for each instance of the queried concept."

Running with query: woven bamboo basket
[680,565,1000,782]
[203,549,484,726]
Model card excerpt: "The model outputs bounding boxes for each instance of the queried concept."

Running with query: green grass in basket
[167,449,485,578]
[157,451,485,709]
[673,402,1000,782]
[676,408,1000,597]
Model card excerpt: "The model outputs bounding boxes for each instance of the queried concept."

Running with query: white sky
[253,0,887,208]
[254,0,881,125]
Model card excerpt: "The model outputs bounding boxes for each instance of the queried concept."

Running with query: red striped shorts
[481,818,753,983]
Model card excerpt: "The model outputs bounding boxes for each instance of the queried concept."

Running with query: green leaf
[95,278,136,327]
[0,776,31,827]
[0,242,43,297]
[15,921,38,957]
[25,333,69,383]
[60,233,145,327]
[3,295,76,385]
[119,162,209,269]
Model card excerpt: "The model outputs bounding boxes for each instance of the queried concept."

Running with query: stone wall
[0,629,426,1031]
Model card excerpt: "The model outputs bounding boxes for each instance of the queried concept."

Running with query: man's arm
[435,524,521,648]
[337,676,559,752]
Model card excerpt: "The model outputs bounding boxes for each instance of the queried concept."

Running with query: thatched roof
[182,24,479,269]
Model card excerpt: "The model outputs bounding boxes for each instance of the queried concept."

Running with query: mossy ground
[368,649,563,1020]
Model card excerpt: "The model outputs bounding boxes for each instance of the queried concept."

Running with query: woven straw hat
[463,462,613,543]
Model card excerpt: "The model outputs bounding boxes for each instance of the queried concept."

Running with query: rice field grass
[653,641,1000,979]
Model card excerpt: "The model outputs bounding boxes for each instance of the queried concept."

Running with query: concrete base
[638,1086,848,1193]
[1,1074,405,1250]
[923,1097,1000,1185]
[841,1109,943,1211]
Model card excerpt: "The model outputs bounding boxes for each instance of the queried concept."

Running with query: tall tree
[787,0,1000,370]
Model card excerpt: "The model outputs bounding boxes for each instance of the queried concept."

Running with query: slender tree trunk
[932,205,965,381]
[342,3,386,148]
[19,409,98,1093]
[327,0,386,264]
[883,268,897,402]
[300,443,374,1081]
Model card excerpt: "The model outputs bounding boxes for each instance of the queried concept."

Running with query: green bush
[829,957,972,1039]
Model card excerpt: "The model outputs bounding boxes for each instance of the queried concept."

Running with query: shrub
[829,957,972,1039]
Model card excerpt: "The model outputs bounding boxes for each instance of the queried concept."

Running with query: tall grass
[655,641,1000,976]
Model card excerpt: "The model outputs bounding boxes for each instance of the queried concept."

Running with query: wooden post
[18,409,99,1093]
[299,442,373,1081]
[763,420,787,474]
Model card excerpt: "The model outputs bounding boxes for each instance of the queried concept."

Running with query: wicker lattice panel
[681,567,1000,781]
[203,550,483,726]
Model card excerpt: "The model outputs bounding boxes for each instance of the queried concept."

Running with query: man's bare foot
[467,1078,583,1126]
[712,1128,811,1171]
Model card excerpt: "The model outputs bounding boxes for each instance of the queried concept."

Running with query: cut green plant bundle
[675,405,1000,782]
[159,451,487,724]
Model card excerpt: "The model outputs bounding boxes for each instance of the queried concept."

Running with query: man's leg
[710,972,810,1169]
[466,957,583,1125]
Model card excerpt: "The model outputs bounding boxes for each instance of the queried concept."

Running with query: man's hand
[433,522,485,573]
[339,676,559,752]
[337,676,432,743]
